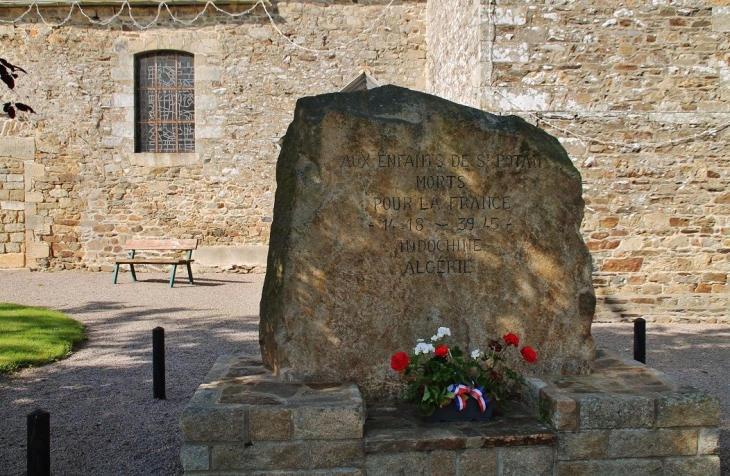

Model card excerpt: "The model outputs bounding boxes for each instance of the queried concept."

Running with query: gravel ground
[0,269,728,475]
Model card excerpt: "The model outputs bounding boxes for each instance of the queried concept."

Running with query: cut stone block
[310,440,364,469]
[364,402,554,454]
[656,391,720,427]
[292,405,364,440]
[578,394,655,429]
[0,137,35,160]
[428,449,457,474]
[0,253,24,268]
[210,442,309,471]
[555,458,663,475]
[605,428,698,458]
[179,407,247,443]
[249,408,291,441]
[663,456,721,476]
[539,387,578,431]
[699,427,720,455]
[180,445,209,471]
[501,446,554,475]
[458,448,499,474]
[556,430,609,460]
[364,452,429,476]
[180,354,366,473]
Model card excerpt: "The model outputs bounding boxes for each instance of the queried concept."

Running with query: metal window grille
[135,51,195,153]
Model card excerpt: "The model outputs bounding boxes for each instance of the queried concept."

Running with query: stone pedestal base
[180,350,720,475]
[523,349,721,475]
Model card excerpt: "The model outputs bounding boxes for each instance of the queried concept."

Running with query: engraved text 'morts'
[416,175,466,189]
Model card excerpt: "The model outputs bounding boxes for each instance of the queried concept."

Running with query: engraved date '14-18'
[370,217,511,232]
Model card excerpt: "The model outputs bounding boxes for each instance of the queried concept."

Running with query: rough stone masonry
[259,86,596,401]
[1,2,729,325]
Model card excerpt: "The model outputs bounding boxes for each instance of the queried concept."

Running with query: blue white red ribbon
[446,383,488,412]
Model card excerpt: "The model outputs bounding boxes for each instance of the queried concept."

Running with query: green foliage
[396,330,532,416]
[537,399,554,428]
[0,303,85,375]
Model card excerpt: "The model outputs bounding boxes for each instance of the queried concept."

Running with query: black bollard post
[633,318,646,364]
[153,327,166,399]
[27,409,50,476]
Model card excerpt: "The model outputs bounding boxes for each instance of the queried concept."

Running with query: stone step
[180,353,720,475]
[363,403,556,475]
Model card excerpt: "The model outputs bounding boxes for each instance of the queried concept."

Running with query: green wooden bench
[112,239,198,288]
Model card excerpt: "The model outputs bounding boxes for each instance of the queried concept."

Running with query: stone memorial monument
[260,85,596,401]
[180,87,719,475]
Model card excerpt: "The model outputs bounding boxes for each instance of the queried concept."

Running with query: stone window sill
[129,153,199,167]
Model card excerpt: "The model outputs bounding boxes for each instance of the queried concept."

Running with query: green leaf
[422,386,431,402]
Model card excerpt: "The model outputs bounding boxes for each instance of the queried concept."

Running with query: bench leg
[169,264,178,288]
[186,262,194,285]
[130,264,137,282]
[113,264,120,284]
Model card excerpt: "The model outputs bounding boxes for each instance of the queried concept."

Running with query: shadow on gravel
[59,301,190,318]
[1,271,728,476]
[0,315,261,475]
[0,271,265,476]
[111,276,249,287]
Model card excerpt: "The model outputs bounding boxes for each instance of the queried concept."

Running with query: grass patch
[0,303,85,375]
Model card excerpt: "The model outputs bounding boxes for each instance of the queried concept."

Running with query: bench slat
[124,239,198,251]
[115,259,195,265]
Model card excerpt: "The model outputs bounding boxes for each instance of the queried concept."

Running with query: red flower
[503,333,520,347]
[521,346,537,364]
[434,344,449,358]
[390,351,410,372]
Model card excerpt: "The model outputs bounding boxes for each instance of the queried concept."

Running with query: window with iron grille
[135,51,195,153]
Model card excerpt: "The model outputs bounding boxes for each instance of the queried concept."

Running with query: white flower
[471,349,481,359]
[417,338,424,343]
[414,342,435,355]
[431,326,451,341]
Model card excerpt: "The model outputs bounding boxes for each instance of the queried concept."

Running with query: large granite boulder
[260,85,595,402]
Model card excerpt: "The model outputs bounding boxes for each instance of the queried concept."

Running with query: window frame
[134,50,195,154]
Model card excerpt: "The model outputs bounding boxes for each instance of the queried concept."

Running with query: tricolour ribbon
[446,383,488,412]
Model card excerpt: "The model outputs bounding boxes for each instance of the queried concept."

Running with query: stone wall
[470,1,730,323]
[426,0,481,108]
[1,1,729,323]
[0,137,43,268]
[0,0,426,271]
[0,155,25,267]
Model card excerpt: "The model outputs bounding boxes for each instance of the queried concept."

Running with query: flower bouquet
[390,327,537,417]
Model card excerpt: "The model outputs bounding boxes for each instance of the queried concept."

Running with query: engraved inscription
[344,150,541,275]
